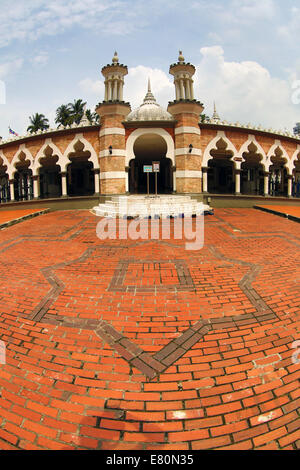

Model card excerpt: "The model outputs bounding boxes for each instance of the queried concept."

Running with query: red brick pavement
[0,208,299,450]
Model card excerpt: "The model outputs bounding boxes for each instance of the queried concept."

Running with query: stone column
[263,172,270,197]
[93,169,100,195]
[190,79,195,100]
[104,80,108,101]
[175,82,180,101]
[179,79,184,99]
[119,80,124,101]
[287,175,293,198]
[108,80,112,101]
[32,175,40,199]
[235,169,241,195]
[172,166,176,193]
[125,166,129,193]
[202,167,208,193]
[61,172,67,197]
[9,179,15,201]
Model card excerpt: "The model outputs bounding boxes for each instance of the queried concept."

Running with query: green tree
[86,109,100,124]
[27,113,49,133]
[68,99,87,125]
[55,104,73,127]
[200,113,210,123]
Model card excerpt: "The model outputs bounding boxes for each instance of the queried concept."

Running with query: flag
[9,126,18,136]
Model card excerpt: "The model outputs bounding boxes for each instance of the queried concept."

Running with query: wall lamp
[189,144,193,153]
[108,145,113,155]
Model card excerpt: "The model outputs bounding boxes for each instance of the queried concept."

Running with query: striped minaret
[95,52,131,195]
[167,51,203,194]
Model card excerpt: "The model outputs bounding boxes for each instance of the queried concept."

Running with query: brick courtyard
[0,208,299,450]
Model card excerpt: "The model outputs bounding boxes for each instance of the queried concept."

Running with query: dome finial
[178,50,185,63]
[143,78,156,104]
[112,51,119,64]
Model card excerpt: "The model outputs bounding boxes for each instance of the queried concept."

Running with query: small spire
[79,104,89,126]
[112,51,119,64]
[143,78,157,104]
[212,101,220,122]
[178,50,185,63]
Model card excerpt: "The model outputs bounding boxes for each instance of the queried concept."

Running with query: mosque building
[0,51,300,206]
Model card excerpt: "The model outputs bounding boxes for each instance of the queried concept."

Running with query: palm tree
[55,104,73,127]
[68,99,87,125]
[27,113,49,133]
[200,113,210,123]
[86,109,100,124]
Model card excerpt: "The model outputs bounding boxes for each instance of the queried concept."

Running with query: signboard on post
[152,161,160,173]
[143,165,153,173]
[143,165,152,195]
[152,161,160,195]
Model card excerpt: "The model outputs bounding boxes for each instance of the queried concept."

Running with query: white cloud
[0,0,140,48]
[30,52,49,67]
[194,46,298,130]
[126,66,173,109]
[79,78,104,97]
[0,59,24,79]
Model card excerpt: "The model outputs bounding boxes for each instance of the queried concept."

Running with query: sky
[1,0,300,139]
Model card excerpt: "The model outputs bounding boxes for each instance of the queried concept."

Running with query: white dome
[126,80,174,122]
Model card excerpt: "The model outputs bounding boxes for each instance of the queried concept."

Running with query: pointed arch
[10,144,34,178]
[202,131,238,167]
[291,145,300,172]
[33,138,64,175]
[0,150,13,178]
[62,133,99,171]
[237,134,267,170]
[267,140,290,174]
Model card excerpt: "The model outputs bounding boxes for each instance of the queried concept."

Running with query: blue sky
[0,0,300,139]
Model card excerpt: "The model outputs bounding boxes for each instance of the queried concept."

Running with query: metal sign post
[143,165,153,195]
[152,161,160,196]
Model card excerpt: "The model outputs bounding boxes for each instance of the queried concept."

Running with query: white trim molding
[175,126,201,135]
[175,148,202,156]
[99,127,125,137]
[176,170,202,178]
[99,149,125,158]
[100,171,127,180]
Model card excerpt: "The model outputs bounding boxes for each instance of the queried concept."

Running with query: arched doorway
[129,133,172,194]
[241,142,264,195]
[292,154,300,197]
[38,146,62,198]
[0,157,10,203]
[66,141,95,196]
[269,148,288,197]
[207,138,234,194]
[13,152,33,201]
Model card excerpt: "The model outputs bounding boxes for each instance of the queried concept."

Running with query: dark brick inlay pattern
[108,258,195,293]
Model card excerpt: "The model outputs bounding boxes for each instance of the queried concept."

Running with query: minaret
[167,51,204,194]
[169,50,197,101]
[101,51,128,102]
[95,53,131,195]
